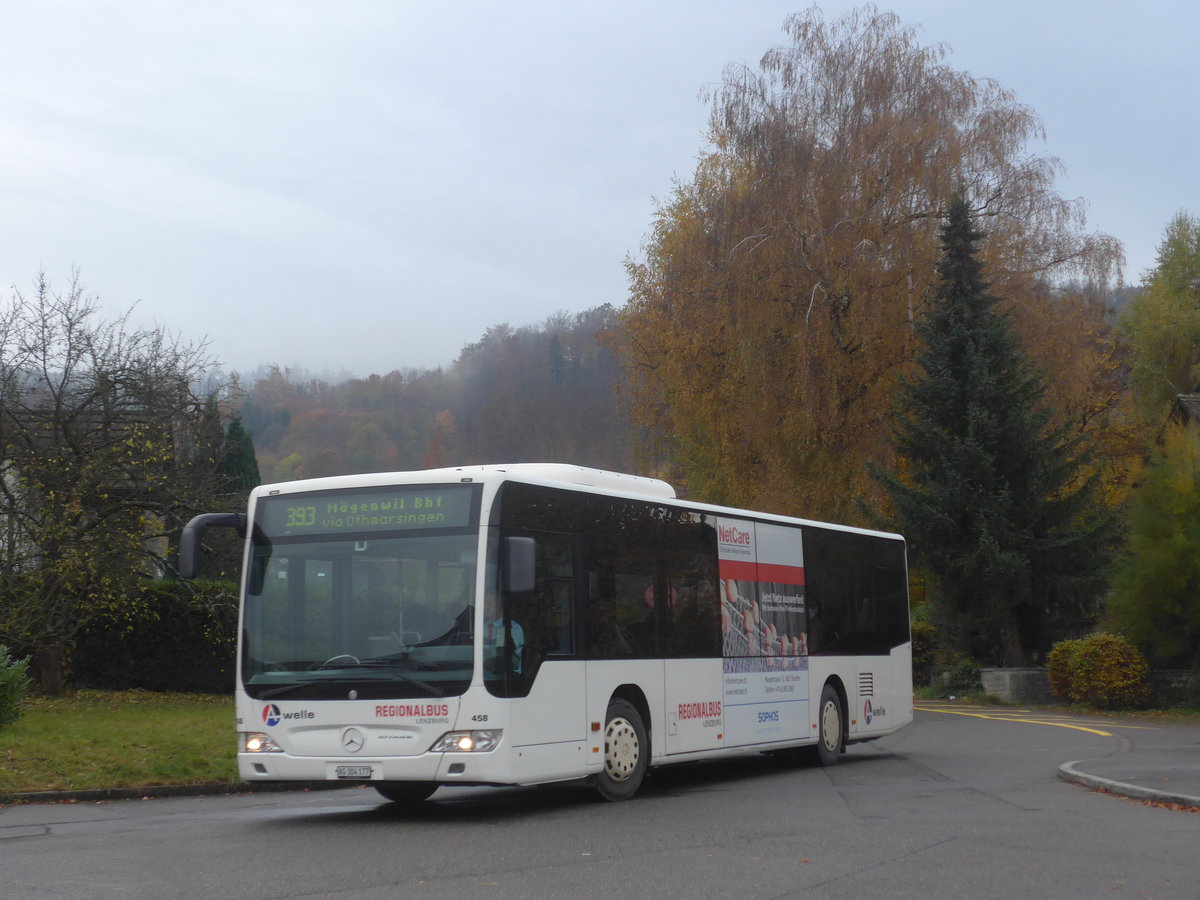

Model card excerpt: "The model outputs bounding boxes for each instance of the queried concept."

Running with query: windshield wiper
[353,665,445,697]
[256,669,445,700]
[258,682,311,699]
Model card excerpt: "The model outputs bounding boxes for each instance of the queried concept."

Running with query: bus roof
[252,463,901,542]
[254,463,674,500]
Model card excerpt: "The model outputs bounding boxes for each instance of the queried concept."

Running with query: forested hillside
[238,305,640,484]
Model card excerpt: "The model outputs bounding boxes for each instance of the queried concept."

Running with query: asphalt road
[3,703,1198,899]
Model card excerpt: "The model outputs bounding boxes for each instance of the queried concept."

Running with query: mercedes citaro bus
[180,463,912,803]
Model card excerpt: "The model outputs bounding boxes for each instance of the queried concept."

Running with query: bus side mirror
[179,513,246,579]
[502,536,536,595]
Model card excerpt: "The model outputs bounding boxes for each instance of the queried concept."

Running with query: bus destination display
[260,485,476,536]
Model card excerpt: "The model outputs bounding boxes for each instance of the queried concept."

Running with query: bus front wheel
[375,782,437,804]
[596,698,648,801]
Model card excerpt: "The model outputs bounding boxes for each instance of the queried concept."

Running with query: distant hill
[237,305,642,483]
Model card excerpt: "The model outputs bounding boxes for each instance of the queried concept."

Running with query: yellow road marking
[914,704,1115,737]
[924,706,1156,731]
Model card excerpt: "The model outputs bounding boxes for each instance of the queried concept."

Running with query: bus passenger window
[587,591,632,657]
[548,581,573,654]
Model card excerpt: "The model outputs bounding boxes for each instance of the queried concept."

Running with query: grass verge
[1,690,236,796]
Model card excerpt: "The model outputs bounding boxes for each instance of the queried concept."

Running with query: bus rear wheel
[375,782,437,804]
[810,683,843,767]
[596,698,648,801]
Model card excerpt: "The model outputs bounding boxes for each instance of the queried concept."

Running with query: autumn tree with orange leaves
[621,5,1125,522]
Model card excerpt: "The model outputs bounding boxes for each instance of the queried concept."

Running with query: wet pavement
[1060,733,1200,808]
[915,700,1200,810]
[6,707,1200,809]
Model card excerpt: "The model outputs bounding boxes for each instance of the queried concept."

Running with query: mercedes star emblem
[342,728,365,753]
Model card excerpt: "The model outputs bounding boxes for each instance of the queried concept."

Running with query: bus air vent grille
[858,672,874,697]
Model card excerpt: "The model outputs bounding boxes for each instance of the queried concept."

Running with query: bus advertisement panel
[718,518,809,748]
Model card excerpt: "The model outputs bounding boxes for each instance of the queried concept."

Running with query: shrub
[1057,633,1150,710]
[72,579,238,693]
[945,658,981,695]
[1046,638,1082,701]
[0,643,32,727]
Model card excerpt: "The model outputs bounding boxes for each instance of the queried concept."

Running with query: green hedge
[0,643,32,727]
[910,620,937,687]
[1047,633,1150,710]
[72,579,238,694]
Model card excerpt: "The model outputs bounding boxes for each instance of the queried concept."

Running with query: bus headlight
[241,732,284,753]
[429,730,502,753]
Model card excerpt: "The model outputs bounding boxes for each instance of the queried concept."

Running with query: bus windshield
[242,486,480,701]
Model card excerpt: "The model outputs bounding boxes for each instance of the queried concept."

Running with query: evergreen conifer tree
[181,414,262,581]
[219,416,261,494]
[874,195,1112,666]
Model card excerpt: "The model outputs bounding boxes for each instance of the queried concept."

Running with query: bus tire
[375,782,437,804]
[596,698,648,801]
[811,683,843,767]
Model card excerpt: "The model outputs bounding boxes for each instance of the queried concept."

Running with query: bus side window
[548,580,573,654]
[586,576,632,658]
[540,535,575,656]
[490,532,575,696]
[804,528,910,655]
[666,573,721,657]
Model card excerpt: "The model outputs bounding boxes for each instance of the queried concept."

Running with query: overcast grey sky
[1,1,1195,378]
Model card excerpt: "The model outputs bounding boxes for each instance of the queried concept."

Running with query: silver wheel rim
[820,699,841,753]
[604,716,640,782]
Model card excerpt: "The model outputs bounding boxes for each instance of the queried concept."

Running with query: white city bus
[181,463,912,803]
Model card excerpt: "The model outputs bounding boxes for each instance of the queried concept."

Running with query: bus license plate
[333,765,374,779]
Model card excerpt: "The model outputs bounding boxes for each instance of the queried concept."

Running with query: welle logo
[261,704,315,727]
[863,699,888,725]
